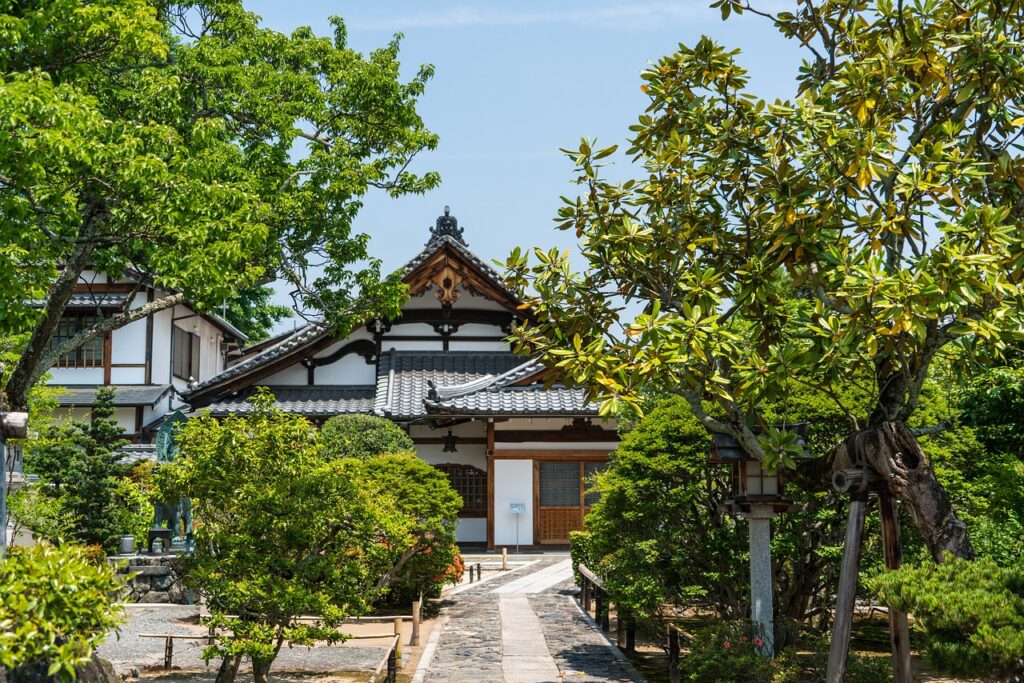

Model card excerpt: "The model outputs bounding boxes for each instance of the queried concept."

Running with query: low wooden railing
[576,563,684,683]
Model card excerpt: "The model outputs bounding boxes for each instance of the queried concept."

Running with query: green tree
[0,543,124,682]
[222,285,292,343]
[507,0,1024,561]
[871,557,1024,679]
[358,452,463,604]
[161,390,406,683]
[25,387,129,552]
[578,397,747,622]
[320,413,414,460]
[0,0,438,410]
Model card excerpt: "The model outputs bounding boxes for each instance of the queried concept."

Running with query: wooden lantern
[707,423,810,516]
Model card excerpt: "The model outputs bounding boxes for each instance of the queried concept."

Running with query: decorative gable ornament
[429,206,466,245]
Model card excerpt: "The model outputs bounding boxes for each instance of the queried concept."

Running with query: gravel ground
[98,605,389,676]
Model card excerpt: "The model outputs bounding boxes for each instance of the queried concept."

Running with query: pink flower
[723,641,732,649]
[754,637,763,647]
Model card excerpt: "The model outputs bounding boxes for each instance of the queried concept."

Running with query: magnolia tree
[506,0,1024,562]
[0,0,437,410]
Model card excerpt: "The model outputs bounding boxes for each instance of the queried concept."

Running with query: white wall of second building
[493,459,533,547]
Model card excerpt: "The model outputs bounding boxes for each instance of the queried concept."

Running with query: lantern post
[708,423,809,656]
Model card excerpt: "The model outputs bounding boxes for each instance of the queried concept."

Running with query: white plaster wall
[110,367,146,384]
[51,406,136,433]
[452,323,507,337]
[456,518,486,543]
[260,363,309,386]
[447,341,511,352]
[383,341,444,352]
[110,295,148,365]
[151,306,173,385]
[313,354,375,385]
[388,323,435,336]
[48,368,103,385]
[493,459,533,547]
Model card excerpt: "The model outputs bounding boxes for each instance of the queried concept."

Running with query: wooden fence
[576,563,684,683]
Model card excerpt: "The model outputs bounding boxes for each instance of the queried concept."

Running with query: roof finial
[429,205,466,245]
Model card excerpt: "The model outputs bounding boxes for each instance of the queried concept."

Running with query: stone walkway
[416,555,643,683]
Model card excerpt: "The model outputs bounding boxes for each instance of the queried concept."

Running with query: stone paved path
[417,555,643,683]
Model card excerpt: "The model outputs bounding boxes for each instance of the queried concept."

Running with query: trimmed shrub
[320,413,414,460]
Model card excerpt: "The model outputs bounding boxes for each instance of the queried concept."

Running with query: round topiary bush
[320,413,414,460]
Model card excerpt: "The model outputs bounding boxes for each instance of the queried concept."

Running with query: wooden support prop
[411,598,421,647]
[826,491,868,683]
[880,491,913,683]
[668,628,681,683]
[164,636,173,670]
[387,646,398,683]
[393,618,403,665]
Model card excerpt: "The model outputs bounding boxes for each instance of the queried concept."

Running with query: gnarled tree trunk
[833,421,974,562]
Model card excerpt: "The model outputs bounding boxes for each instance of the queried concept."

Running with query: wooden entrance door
[535,460,606,544]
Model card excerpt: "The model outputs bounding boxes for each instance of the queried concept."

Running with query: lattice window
[435,463,487,517]
[172,325,201,380]
[539,461,580,507]
[584,461,607,507]
[51,314,104,368]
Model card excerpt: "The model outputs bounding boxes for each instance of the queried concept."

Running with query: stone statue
[153,496,193,546]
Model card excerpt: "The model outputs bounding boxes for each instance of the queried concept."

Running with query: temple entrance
[535,460,606,544]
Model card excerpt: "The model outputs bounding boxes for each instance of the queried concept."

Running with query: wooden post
[208,624,215,646]
[880,491,913,683]
[626,618,636,656]
[387,647,397,683]
[502,546,508,571]
[411,598,422,647]
[668,628,681,683]
[601,591,611,632]
[393,618,403,665]
[581,577,591,612]
[826,491,868,683]
[163,635,173,669]
[595,590,605,631]
[616,607,626,648]
[476,562,482,582]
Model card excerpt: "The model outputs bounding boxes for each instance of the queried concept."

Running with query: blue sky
[246,1,806,329]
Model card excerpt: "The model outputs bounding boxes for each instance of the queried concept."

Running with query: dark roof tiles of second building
[202,386,375,418]
[374,351,527,419]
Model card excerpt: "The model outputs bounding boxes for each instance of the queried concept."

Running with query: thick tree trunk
[252,661,272,683]
[214,656,240,683]
[833,421,974,561]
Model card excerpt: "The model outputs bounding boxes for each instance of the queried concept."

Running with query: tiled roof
[202,385,375,417]
[56,385,173,407]
[424,358,597,417]
[374,350,527,419]
[118,443,158,464]
[184,323,329,397]
[27,293,129,309]
[401,234,516,298]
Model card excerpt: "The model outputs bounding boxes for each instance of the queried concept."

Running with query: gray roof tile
[56,385,173,407]
[424,358,596,416]
[184,323,329,396]
[375,351,527,419]
[203,385,375,417]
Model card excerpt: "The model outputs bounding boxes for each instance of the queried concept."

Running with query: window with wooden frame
[435,463,487,517]
[172,325,201,380]
[51,314,105,368]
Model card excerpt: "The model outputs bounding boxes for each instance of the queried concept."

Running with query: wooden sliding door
[535,460,607,544]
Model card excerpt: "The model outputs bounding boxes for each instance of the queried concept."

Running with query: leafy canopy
[0,543,123,680]
[23,386,132,552]
[0,0,437,407]
[159,389,409,682]
[320,413,415,460]
[506,0,1024,468]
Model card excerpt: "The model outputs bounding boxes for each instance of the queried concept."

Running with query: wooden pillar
[616,608,626,648]
[163,636,173,669]
[668,628,681,683]
[826,491,868,683]
[411,598,421,647]
[393,618,403,665]
[880,491,912,683]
